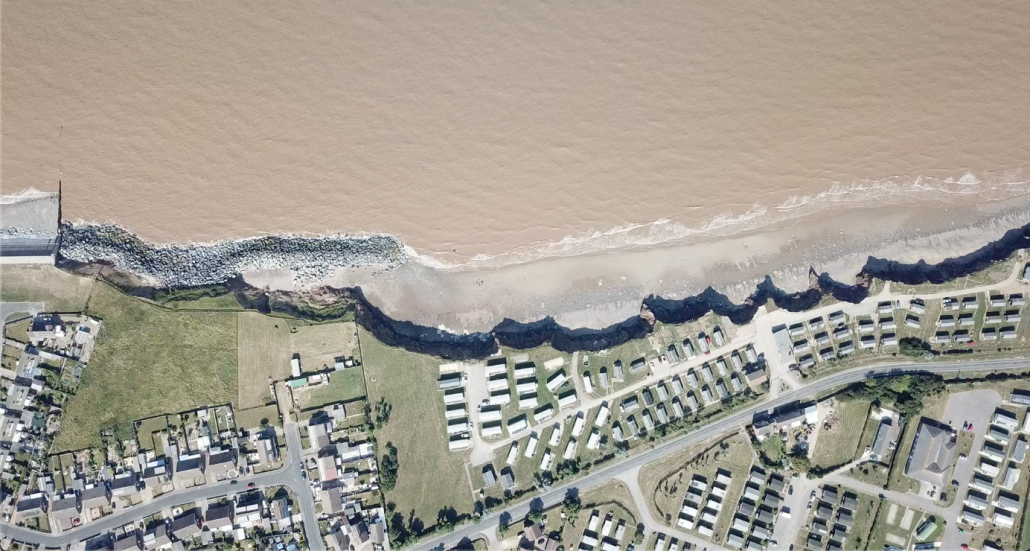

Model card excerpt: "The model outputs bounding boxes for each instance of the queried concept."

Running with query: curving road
[0,358,1024,550]
[409,357,1029,551]
[0,423,324,551]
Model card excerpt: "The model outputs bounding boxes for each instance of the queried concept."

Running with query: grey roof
[170,511,202,540]
[905,420,957,487]
[113,533,141,551]
[81,485,111,509]
[204,503,233,529]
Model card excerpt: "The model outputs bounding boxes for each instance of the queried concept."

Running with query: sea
[3,0,1029,271]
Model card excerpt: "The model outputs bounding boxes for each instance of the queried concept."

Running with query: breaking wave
[408,172,1030,271]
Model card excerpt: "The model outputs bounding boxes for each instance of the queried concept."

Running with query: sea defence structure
[0,191,60,264]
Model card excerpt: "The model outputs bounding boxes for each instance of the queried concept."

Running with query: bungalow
[716,379,729,399]
[513,364,536,379]
[815,332,831,346]
[480,423,503,438]
[994,409,1020,430]
[506,442,520,465]
[879,318,896,331]
[716,357,729,376]
[563,439,577,460]
[515,378,538,394]
[981,440,1006,461]
[959,313,975,327]
[437,373,463,391]
[834,326,852,340]
[701,385,714,403]
[745,345,758,363]
[518,394,539,410]
[630,357,648,374]
[939,316,956,328]
[489,388,511,405]
[686,370,700,388]
[953,329,970,341]
[671,376,684,395]
[1005,311,1022,322]
[828,310,845,324]
[737,501,756,517]
[993,509,1015,528]
[878,301,894,314]
[798,355,815,369]
[443,388,465,405]
[642,410,655,431]
[793,340,810,354]
[546,370,567,392]
[960,509,985,526]
[860,336,876,349]
[572,413,586,437]
[270,497,291,531]
[1002,466,1021,490]
[1013,438,1027,463]
[970,474,995,493]
[821,486,839,503]
[905,316,921,328]
[745,366,768,388]
[599,368,610,388]
[727,532,745,549]
[731,352,744,370]
[501,469,516,491]
[445,403,467,420]
[985,311,1002,324]
[990,295,1007,307]
[809,316,825,330]
[1002,327,1018,339]
[789,324,806,337]
[767,475,786,493]
[1011,294,1026,306]
[586,430,601,450]
[701,365,715,383]
[910,300,926,314]
[540,450,554,471]
[672,399,685,418]
[627,416,639,435]
[525,433,539,457]
[683,339,697,359]
[557,390,578,409]
[964,491,990,510]
[982,328,998,340]
[487,374,510,392]
[712,327,725,346]
[613,361,625,381]
[595,403,611,426]
[730,374,743,393]
[656,403,669,425]
[838,341,855,356]
[880,333,898,347]
[685,393,699,411]
[933,332,951,343]
[480,406,503,422]
[836,509,855,528]
[994,493,1021,513]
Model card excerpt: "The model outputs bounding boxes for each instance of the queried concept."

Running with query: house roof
[81,485,111,508]
[170,511,202,539]
[113,533,141,551]
[205,504,233,528]
[905,420,957,487]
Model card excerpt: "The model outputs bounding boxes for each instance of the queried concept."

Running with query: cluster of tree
[899,337,932,358]
[842,373,945,416]
[380,442,400,491]
[373,398,393,428]
[561,490,582,524]
[387,506,425,548]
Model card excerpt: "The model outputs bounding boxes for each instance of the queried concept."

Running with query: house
[1013,438,1027,463]
[142,524,172,550]
[993,509,1014,528]
[109,471,140,498]
[207,447,237,480]
[170,511,202,541]
[81,485,111,510]
[904,419,957,487]
[175,453,206,483]
[870,418,899,460]
[270,497,292,530]
[114,532,141,551]
[204,503,234,532]
[821,486,839,503]
[51,493,81,531]
[327,531,350,551]
[15,493,47,521]
[1011,390,1030,406]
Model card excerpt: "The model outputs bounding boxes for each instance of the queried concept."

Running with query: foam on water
[408,172,1030,271]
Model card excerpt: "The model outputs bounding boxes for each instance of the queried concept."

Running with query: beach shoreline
[34,194,1030,338]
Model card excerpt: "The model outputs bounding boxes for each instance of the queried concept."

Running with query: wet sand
[248,197,1030,332]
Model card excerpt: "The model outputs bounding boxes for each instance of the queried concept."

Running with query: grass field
[357,326,472,531]
[238,313,293,408]
[54,283,238,451]
[237,314,361,408]
[236,404,282,431]
[297,368,366,410]
[812,399,871,469]
[135,416,170,452]
[542,480,642,550]
[293,323,359,373]
[0,265,95,312]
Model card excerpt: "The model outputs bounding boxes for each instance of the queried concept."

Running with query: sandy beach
[239,196,1030,333]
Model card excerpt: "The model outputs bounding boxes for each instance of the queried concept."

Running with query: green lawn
[54,282,238,451]
[0,265,95,312]
[812,399,871,469]
[357,326,473,533]
[299,367,367,410]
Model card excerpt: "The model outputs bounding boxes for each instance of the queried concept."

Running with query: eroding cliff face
[55,222,1030,361]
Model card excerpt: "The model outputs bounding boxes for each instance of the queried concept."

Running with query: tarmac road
[408,357,1030,551]
[0,423,324,551]
[0,358,1024,550]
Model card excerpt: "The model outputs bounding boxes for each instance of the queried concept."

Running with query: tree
[380,443,400,491]
[562,490,582,524]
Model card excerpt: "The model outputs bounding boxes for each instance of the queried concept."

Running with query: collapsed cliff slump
[55,221,1030,361]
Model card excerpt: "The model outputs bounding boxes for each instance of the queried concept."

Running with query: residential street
[0,423,324,551]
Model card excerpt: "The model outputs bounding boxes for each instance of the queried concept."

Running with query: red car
[961,544,969,550]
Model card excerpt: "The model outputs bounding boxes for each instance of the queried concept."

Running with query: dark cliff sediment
[56,222,1030,361]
